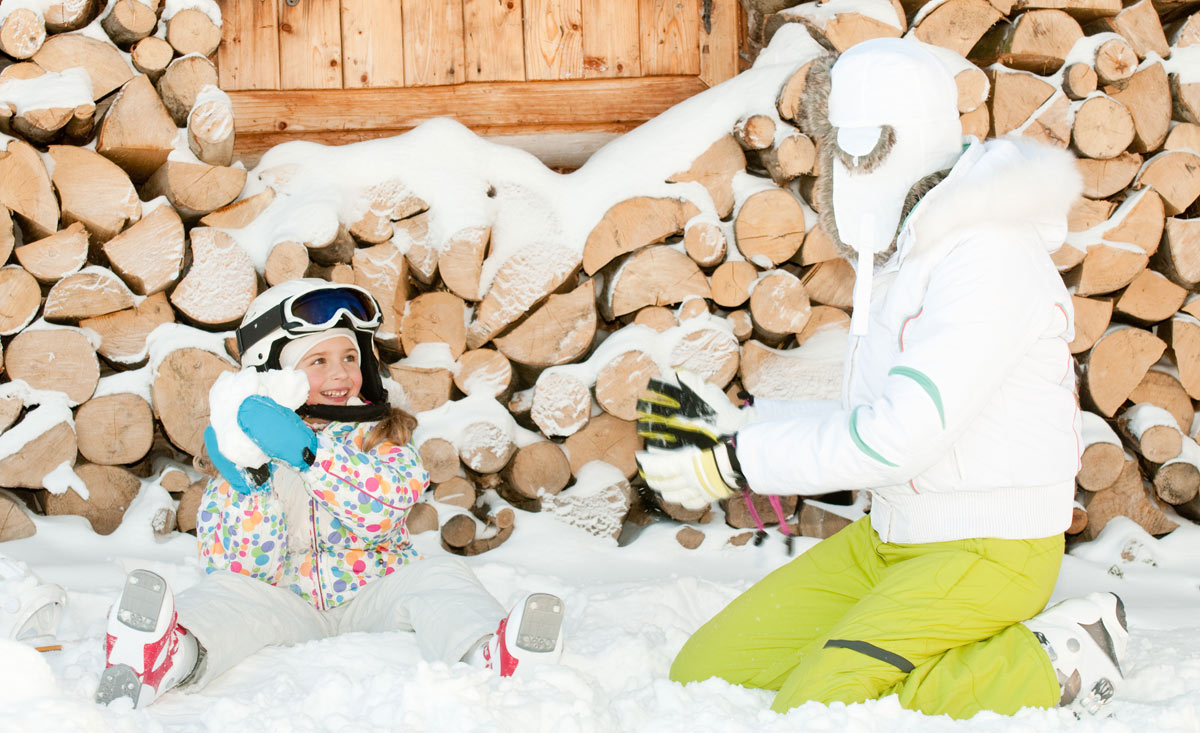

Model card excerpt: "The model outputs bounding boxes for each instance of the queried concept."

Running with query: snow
[1,488,1199,732]
[0,67,93,115]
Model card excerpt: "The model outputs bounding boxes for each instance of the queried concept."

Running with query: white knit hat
[278,328,360,371]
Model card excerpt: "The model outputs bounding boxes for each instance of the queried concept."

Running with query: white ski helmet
[236,279,390,421]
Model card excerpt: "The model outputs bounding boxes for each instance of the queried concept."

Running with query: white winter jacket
[737,139,1083,543]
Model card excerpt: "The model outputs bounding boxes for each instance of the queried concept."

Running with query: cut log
[130,36,174,83]
[1016,90,1072,148]
[1012,0,1121,21]
[748,269,812,343]
[43,463,141,535]
[440,508,515,556]
[1133,150,1200,216]
[910,0,1005,57]
[14,222,88,284]
[101,0,158,48]
[725,490,798,529]
[151,347,236,457]
[44,267,137,323]
[175,478,206,534]
[0,491,37,542]
[562,412,641,479]
[1104,61,1171,154]
[0,138,59,240]
[0,8,46,59]
[802,257,856,309]
[467,242,581,349]
[796,304,852,345]
[433,476,477,509]
[199,189,276,230]
[49,146,141,245]
[1168,11,1200,47]
[1077,411,1125,490]
[1154,217,1200,289]
[971,10,1083,74]
[1103,187,1165,257]
[102,205,185,295]
[399,213,437,284]
[684,220,728,268]
[531,370,592,438]
[459,420,517,474]
[727,309,754,341]
[1071,94,1135,160]
[406,502,438,535]
[768,2,904,52]
[797,222,840,266]
[43,0,101,33]
[1065,242,1148,296]
[0,206,13,266]
[1128,367,1193,434]
[96,75,178,183]
[1080,325,1166,416]
[733,114,776,150]
[668,323,741,388]
[33,32,133,100]
[1067,502,1088,535]
[0,417,76,489]
[734,189,807,266]
[1076,457,1177,539]
[419,437,460,484]
[351,241,406,346]
[386,365,454,413]
[602,246,711,319]
[667,135,746,219]
[188,87,235,167]
[676,526,705,549]
[583,196,701,275]
[1113,269,1187,324]
[401,291,467,360]
[438,227,489,301]
[156,54,218,126]
[75,393,155,466]
[710,260,758,308]
[348,181,427,244]
[1172,68,1200,127]
[78,291,175,367]
[632,305,677,332]
[988,67,1057,138]
[1069,196,1117,233]
[170,228,257,328]
[1160,314,1200,398]
[739,335,850,403]
[166,7,222,57]
[1076,151,1142,198]
[7,327,99,405]
[0,266,40,336]
[501,441,571,500]
[1061,62,1098,99]
[1152,459,1200,506]
[757,132,817,185]
[1117,403,1182,463]
[1093,35,1138,86]
[1085,0,1170,60]
[454,349,513,399]
[0,397,19,433]
[595,350,662,420]
[798,500,855,539]
[1068,294,1113,353]
[142,161,248,220]
[493,280,596,367]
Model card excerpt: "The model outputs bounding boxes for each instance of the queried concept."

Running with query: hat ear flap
[797,53,836,141]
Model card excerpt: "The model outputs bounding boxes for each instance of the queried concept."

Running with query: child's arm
[303,425,428,536]
[195,476,289,583]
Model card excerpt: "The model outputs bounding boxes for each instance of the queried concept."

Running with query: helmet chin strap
[298,401,391,423]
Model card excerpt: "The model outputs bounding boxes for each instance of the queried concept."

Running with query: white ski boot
[95,570,199,708]
[482,592,565,677]
[1024,591,1128,717]
[0,556,66,646]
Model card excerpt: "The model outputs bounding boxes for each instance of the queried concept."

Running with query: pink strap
[767,495,792,536]
[741,491,767,533]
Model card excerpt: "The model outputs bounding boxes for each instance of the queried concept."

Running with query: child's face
[295,336,363,407]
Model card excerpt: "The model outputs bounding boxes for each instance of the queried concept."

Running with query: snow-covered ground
[2,492,1198,733]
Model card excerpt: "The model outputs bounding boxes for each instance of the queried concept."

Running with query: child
[95,280,565,708]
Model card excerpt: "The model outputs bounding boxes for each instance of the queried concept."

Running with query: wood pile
[0,0,1198,554]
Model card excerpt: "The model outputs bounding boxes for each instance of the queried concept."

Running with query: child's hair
[363,406,419,452]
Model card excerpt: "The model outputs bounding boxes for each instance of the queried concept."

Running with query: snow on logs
[2,0,1200,547]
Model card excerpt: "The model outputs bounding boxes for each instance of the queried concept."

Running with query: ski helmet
[237,279,390,422]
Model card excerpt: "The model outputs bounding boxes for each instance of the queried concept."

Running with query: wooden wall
[215,0,744,163]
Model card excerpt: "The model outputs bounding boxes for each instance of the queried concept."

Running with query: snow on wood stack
[0,0,1198,551]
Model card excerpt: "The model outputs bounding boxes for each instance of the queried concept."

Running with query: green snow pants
[671,515,1064,719]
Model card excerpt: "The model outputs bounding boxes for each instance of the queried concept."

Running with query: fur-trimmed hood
[899,137,1083,264]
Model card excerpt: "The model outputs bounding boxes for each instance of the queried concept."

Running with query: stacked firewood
[0,0,1197,554]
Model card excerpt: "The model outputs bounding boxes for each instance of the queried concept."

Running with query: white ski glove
[635,438,745,510]
[636,370,755,449]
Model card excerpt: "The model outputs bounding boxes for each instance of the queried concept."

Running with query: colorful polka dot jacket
[196,419,429,610]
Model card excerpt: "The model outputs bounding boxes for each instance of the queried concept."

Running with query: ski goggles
[237,285,382,356]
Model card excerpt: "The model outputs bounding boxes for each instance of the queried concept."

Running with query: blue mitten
[204,426,272,495]
[236,395,318,471]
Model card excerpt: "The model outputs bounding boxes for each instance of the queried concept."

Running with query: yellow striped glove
[637,370,754,449]
[635,438,746,510]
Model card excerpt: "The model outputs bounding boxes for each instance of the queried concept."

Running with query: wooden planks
[524,0,584,80]
[464,0,526,82]
[403,0,466,86]
[214,0,279,91]
[700,0,742,87]
[341,1,405,88]
[279,0,343,89]
[582,0,641,78]
[641,0,701,76]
